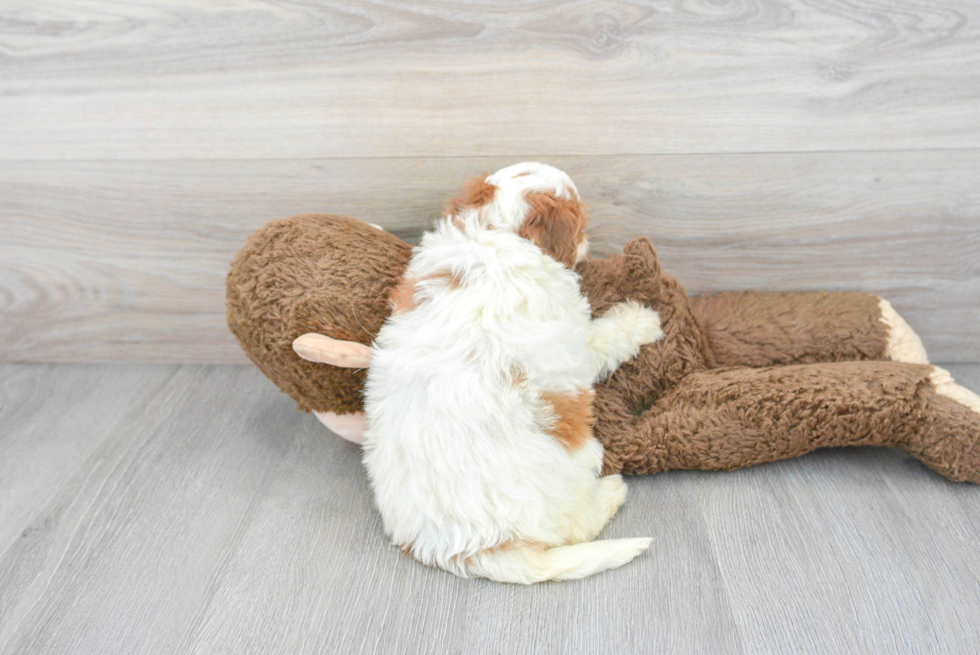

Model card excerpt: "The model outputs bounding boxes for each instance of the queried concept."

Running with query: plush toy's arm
[688,291,928,368]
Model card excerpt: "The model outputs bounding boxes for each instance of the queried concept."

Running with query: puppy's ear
[519,192,587,268]
[445,175,497,215]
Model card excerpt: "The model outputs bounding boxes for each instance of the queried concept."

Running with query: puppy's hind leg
[465,538,652,584]
[567,474,629,544]
[596,473,629,526]
[464,477,645,583]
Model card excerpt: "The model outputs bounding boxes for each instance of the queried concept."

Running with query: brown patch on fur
[446,175,498,216]
[519,192,588,268]
[389,276,418,314]
[389,270,464,314]
[542,389,596,450]
[513,172,530,178]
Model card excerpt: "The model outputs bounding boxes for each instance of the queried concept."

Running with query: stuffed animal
[227,214,980,483]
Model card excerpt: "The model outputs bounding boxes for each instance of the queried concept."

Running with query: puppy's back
[363,225,599,567]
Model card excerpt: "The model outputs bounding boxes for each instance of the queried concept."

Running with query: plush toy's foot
[930,367,980,413]
[313,411,366,444]
[910,367,980,483]
[878,298,929,365]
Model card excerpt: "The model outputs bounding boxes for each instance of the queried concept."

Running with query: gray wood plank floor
[2,363,979,654]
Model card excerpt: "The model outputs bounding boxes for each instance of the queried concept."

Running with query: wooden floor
[2,362,979,654]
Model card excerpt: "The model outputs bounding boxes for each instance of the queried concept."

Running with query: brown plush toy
[227,214,980,483]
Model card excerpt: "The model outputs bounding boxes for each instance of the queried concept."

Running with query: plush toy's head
[226,214,411,414]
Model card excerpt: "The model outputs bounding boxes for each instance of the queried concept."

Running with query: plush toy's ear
[292,333,372,368]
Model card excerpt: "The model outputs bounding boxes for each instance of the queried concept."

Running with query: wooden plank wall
[1,0,978,363]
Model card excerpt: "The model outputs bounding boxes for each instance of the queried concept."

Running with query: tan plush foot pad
[878,298,929,365]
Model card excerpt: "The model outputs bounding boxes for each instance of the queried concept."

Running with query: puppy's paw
[589,301,664,380]
[604,301,663,350]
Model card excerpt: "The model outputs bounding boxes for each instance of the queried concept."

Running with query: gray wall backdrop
[2,0,978,363]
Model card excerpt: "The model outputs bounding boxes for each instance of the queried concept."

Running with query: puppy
[363,163,663,583]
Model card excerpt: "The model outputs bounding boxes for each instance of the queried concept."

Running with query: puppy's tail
[464,538,652,584]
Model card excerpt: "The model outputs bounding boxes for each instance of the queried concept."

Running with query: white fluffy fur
[362,163,662,583]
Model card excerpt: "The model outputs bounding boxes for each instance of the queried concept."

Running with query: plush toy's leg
[595,361,980,483]
[911,367,980,480]
[688,291,928,368]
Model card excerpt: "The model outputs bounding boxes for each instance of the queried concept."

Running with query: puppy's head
[446,162,589,268]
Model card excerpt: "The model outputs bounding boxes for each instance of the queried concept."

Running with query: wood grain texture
[0,365,177,551]
[1,0,979,159]
[0,364,294,654]
[1,363,979,653]
[2,152,978,363]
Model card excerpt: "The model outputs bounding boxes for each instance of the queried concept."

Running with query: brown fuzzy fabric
[226,215,411,414]
[597,361,980,483]
[579,239,715,422]
[689,291,889,367]
[227,215,980,483]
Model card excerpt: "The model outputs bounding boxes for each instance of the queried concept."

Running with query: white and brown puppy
[363,163,663,584]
